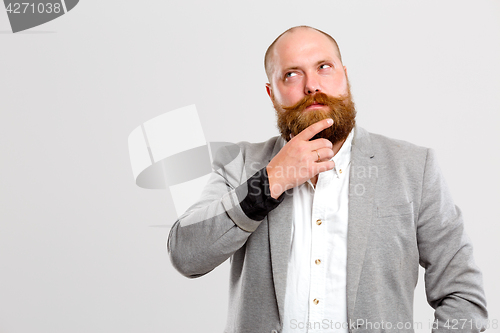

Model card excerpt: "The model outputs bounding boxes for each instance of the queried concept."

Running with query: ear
[343,66,348,78]
[266,83,272,98]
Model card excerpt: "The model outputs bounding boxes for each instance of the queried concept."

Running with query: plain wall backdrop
[0,1,499,332]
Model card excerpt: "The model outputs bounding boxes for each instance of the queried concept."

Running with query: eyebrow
[282,59,333,73]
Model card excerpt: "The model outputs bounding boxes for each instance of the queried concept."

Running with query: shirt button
[315,259,321,265]
[316,219,322,225]
[313,298,319,305]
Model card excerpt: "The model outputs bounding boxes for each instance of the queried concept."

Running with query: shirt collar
[331,129,354,177]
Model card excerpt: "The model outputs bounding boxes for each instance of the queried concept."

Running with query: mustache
[273,89,356,145]
[281,92,346,112]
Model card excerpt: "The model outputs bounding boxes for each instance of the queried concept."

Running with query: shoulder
[356,126,430,162]
[213,136,282,163]
[355,127,444,196]
[235,136,283,161]
[211,136,283,176]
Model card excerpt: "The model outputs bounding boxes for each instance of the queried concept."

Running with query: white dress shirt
[283,130,353,333]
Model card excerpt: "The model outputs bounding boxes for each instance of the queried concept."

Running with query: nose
[304,74,321,95]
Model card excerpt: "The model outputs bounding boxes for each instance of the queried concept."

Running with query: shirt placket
[307,171,330,330]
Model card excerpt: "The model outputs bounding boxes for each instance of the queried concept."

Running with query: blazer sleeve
[416,148,488,332]
[167,144,283,278]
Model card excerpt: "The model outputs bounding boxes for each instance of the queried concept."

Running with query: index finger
[295,118,333,141]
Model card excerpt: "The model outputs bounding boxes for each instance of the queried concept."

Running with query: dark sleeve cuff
[237,167,285,221]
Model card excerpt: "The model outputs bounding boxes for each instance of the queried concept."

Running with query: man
[167,26,487,333]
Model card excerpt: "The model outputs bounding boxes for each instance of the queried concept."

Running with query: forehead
[271,28,340,69]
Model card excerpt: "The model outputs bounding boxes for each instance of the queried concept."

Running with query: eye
[319,64,331,70]
[285,72,297,79]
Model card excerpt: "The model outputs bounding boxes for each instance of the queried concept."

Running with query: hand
[266,118,335,199]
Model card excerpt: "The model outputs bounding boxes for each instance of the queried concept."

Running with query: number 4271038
[6,2,62,14]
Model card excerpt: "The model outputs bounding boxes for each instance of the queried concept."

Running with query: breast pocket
[371,202,418,263]
[377,202,414,218]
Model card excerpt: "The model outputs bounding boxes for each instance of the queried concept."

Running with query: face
[266,27,349,109]
[266,28,356,144]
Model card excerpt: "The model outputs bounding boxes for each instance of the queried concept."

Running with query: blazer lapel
[268,193,293,325]
[346,126,376,319]
[267,136,293,325]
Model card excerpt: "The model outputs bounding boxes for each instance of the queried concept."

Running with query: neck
[331,137,347,156]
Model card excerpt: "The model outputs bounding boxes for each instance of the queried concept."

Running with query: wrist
[266,165,284,199]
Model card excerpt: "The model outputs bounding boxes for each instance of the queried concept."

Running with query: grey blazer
[167,126,487,333]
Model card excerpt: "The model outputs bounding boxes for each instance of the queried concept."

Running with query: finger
[312,147,335,162]
[311,149,321,163]
[295,118,333,141]
[308,138,333,151]
[312,160,336,174]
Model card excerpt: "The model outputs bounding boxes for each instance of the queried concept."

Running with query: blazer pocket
[377,202,414,218]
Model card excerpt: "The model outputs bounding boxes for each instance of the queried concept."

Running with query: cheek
[326,76,348,96]
[339,75,348,88]
[284,87,305,105]
[274,88,301,106]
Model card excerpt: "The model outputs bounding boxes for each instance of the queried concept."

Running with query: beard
[272,83,356,145]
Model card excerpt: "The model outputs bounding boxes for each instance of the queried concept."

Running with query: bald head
[264,26,342,83]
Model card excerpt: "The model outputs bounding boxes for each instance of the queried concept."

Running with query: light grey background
[1,1,499,332]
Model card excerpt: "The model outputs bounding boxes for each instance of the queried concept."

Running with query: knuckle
[321,138,332,147]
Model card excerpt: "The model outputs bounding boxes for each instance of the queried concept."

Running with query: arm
[167,144,283,278]
[168,118,336,278]
[417,149,487,332]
